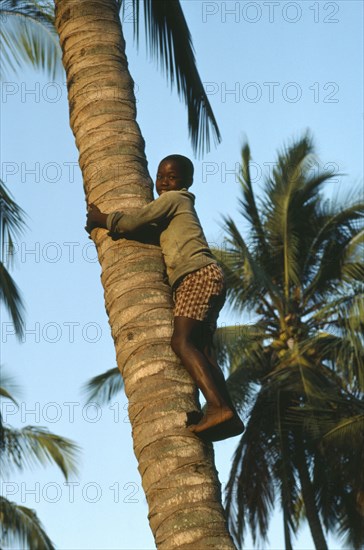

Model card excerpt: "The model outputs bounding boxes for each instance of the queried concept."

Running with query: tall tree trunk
[295,438,328,550]
[54,1,235,548]
[283,506,293,550]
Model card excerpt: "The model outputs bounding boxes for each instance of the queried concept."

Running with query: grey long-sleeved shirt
[106,189,216,288]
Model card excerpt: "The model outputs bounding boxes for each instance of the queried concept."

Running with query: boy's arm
[86,193,178,235]
[85,204,108,233]
[106,192,178,233]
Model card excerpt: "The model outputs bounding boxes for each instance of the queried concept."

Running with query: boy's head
[156,154,194,196]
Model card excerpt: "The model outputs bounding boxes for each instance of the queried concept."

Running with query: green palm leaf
[322,414,364,444]
[225,389,278,546]
[130,0,221,156]
[0,179,27,266]
[0,262,25,339]
[238,145,267,241]
[0,496,55,550]
[1,1,220,154]
[0,367,20,404]
[264,135,317,294]
[0,425,80,479]
[0,180,27,338]
[214,324,268,412]
[218,218,283,314]
[0,0,63,79]
[303,202,364,303]
[83,367,123,405]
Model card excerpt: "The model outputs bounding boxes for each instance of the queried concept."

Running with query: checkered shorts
[173,263,226,332]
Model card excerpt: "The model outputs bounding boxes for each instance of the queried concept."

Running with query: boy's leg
[171,316,234,432]
[200,329,245,441]
[202,333,235,410]
[204,338,245,441]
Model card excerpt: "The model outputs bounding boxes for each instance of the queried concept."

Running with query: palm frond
[337,509,364,550]
[343,227,364,261]
[0,181,26,337]
[0,496,55,550]
[0,366,21,404]
[82,367,123,405]
[309,291,361,328]
[303,202,364,303]
[131,0,221,156]
[322,414,364,444]
[316,412,364,549]
[238,143,269,255]
[0,262,25,338]
[214,323,268,411]
[0,0,63,80]
[264,136,319,294]
[306,290,364,391]
[0,386,18,403]
[225,388,279,546]
[342,262,364,283]
[0,426,80,479]
[0,179,27,267]
[214,323,266,370]
[221,217,283,314]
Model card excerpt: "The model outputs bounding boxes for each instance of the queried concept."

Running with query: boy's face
[156,160,191,196]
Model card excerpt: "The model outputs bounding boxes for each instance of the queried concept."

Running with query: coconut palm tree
[0,368,80,550]
[54,1,235,548]
[212,134,364,549]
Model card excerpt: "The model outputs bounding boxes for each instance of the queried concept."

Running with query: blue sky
[1,1,363,549]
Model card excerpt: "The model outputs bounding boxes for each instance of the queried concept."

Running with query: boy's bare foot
[201,414,245,442]
[188,405,234,434]
[186,410,203,427]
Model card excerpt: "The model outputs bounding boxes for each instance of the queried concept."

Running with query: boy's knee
[171,332,182,356]
[171,332,189,357]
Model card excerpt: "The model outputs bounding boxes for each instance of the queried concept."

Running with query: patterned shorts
[173,263,226,332]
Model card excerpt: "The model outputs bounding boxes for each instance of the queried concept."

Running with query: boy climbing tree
[86,154,244,441]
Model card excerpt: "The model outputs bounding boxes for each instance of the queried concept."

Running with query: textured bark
[54,1,235,548]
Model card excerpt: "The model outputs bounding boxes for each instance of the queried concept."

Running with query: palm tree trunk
[283,507,293,550]
[295,438,328,550]
[54,1,235,548]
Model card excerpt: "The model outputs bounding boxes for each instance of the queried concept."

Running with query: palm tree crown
[214,134,364,549]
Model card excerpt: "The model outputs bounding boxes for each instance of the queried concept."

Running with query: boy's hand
[85,203,108,234]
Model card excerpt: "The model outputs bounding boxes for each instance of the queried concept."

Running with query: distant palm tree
[0,368,80,549]
[213,134,364,550]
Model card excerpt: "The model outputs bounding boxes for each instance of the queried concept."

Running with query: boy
[86,155,244,441]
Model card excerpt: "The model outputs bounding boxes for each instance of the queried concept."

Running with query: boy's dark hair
[160,154,194,186]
